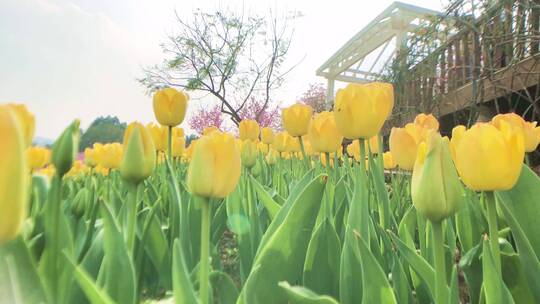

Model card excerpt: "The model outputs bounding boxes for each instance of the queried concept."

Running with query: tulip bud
[334,82,394,139]
[241,139,258,168]
[239,119,260,141]
[282,104,313,137]
[120,122,156,184]
[187,132,241,198]
[153,88,189,127]
[261,127,275,144]
[251,160,262,177]
[6,103,35,147]
[172,136,186,158]
[52,120,80,177]
[412,131,464,222]
[258,142,269,154]
[307,111,343,153]
[451,122,524,191]
[266,149,279,165]
[0,105,28,244]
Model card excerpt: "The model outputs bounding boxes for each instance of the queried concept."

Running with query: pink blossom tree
[238,97,281,130]
[298,83,326,113]
[188,104,225,135]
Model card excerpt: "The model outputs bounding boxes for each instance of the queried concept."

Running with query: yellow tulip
[414,113,439,131]
[0,105,28,244]
[334,82,394,139]
[302,136,314,155]
[38,165,56,179]
[172,136,186,158]
[27,146,51,170]
[492,113,540,152]
[101,143,123,169]
[6,103,35,146]
[282,104,313,137]
[153,87,189,127]
[66,160,90,178]
[389,123,424,170]
[203,126,219,135]
[412,131,463,222]
[261,127,275,144]
[239,119,260,141]
[273,132,290,153]
[307,111,343,153]
[241,139,258,168]
[84,147,98,167]
[383,151,396,169]
[147,123,167,151]
[186,132,241,198]
[121,123,156,184]
[286,136,301,153]
[185,139,198,160]
[452,122,524,191]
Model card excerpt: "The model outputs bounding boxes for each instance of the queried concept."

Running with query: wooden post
[326,78,335,110]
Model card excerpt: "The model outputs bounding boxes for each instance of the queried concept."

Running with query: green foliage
[79,116,126,151]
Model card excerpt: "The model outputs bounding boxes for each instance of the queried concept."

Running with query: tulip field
[1,82,540,304]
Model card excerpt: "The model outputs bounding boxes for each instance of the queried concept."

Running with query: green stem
[324,152,332,219]
[49,176,62,303]
[432,220,448,304]
[299,136,310,170]
[199,196,211,304]
[167,126,173,161]
[126,183,139,255]
[485,191,501,274]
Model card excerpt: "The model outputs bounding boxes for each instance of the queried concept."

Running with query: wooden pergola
[316,1,442,108]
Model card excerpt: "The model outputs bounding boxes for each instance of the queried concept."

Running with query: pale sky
[0,0,444,138]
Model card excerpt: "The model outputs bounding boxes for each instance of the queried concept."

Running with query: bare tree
[140,9,298,125]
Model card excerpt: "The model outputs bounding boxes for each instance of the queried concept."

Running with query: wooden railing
[395,0,540,121]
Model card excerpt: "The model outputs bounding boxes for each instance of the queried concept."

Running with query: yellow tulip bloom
[286,136,301,153]
[147,123,167,151]
[153,88,189,127]
[239,119,260,141]
[101,143,123,169]
[273,131,290,153]
[452,122,524,191]
[389,123,424,171]
[383,151,396,169]
[121,122,156,184]
[0,105,28,244]
[492,113,540,152]
[27,146,51,170]
[414,113,439,131]
[307,111,343,153]
[261,127,275,145]
[187,132,241,198]
[334,82,394,139]
[6,103,35,147]
[282,104,313,137]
